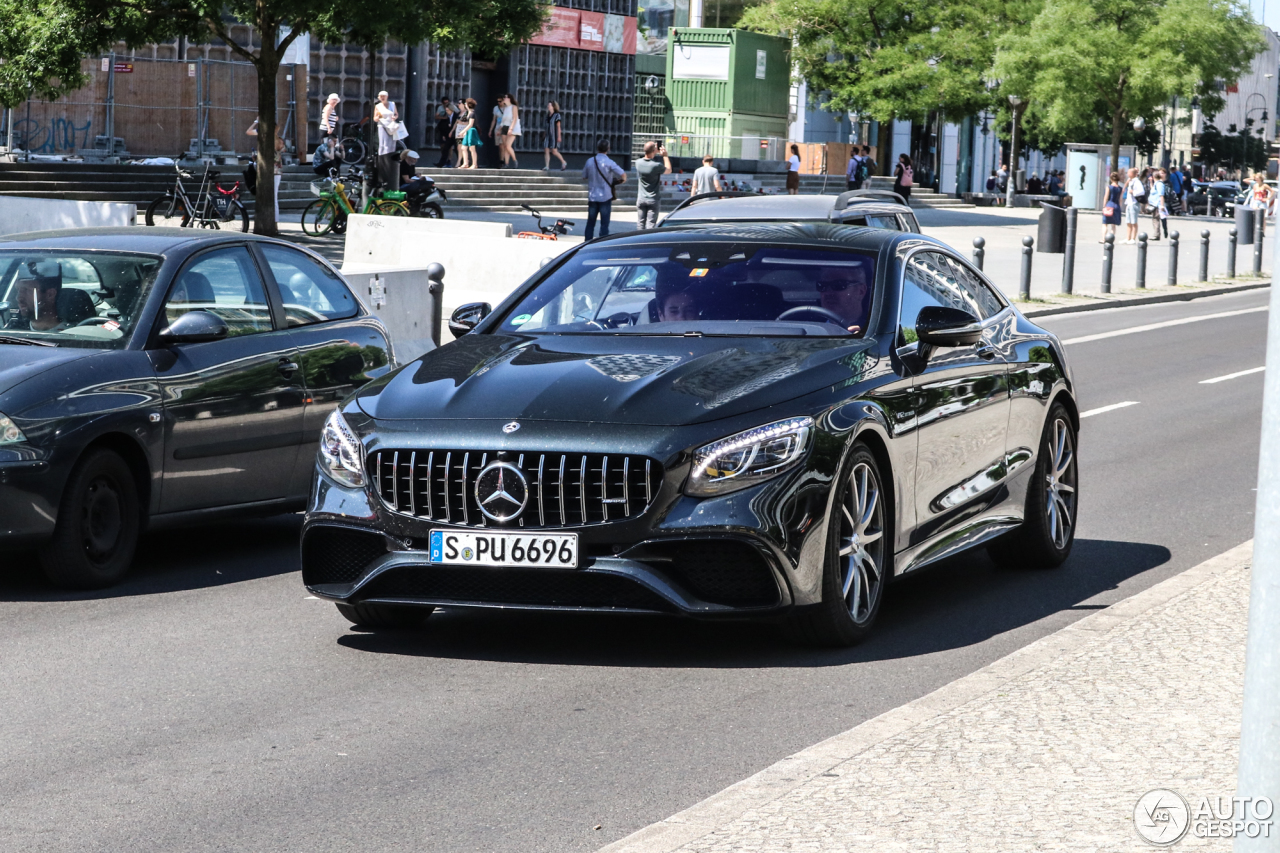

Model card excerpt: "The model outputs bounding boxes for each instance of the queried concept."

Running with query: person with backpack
[894,154,914,203]
[859,146,876,186]
[1149,169,1169,240]
[581,138,626,239]
[846,149,863,191]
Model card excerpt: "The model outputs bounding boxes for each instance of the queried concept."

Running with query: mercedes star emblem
[475,461,529,521]
[503,421,520,434]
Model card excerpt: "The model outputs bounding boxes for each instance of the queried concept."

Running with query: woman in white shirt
[786,144,801,194]
[374,90,401,190]
[500,95,522,169]
[1123,168,1144,244]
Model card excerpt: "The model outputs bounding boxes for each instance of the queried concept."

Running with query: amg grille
[356,565,676,612]
[369,450,661,529]
[302,526,388,586]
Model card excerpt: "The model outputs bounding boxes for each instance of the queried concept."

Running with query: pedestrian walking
[1167,165,1184,214]
[692,155,720,195]
[635,141,672,229]
[457,98,481,169]
[543,102,567,171]
[245,118,284,222]
[1247,172,1274,215]
[997,162,1009,194]
[319,93,342,139]
[1101,170,1122,242]
[502,95,522,168]
[1149,169,1169,239]
[433,96,458,167]
[786,144,801,194]
[582,139,625,240]
[846,148,863,191]
[1123,167,1143,243]
[1180,164,1193,210]
[489,97,507,167]
[859,146,876,185]
[893,153,914,203]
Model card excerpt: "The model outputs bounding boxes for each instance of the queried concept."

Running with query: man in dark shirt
[6,262,65,331]
[634,142,672,230]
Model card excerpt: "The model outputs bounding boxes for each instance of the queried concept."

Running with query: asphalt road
[0,288,1269,853]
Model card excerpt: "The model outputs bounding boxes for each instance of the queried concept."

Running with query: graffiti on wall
[12,118,93,153]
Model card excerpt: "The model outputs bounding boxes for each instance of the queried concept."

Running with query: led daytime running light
[319,410,365,488]
[0,413,25,445]
[687,416,813,497]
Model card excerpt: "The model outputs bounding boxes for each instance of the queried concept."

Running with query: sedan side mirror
[158,309,229,345]
[915,306,983,348]
[449,302,491,337]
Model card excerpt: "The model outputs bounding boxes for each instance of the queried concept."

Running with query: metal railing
[634,133,788,161]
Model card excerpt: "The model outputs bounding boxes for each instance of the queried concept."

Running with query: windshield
[496,244,878,337]
[0,251,163,348]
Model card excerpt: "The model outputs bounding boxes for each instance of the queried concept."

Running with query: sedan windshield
[497,244,878,336]
[0,251,163,348]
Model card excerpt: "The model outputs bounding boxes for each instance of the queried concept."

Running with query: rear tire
[987,403,1078,569]
[229,200,250,232]
[301,199,339,236]
[374,199,409,216]
[786,443,889,647]
[336,602,433,629]
[39,449,141,589]
[145,195,190,227]
[419,203,443,219]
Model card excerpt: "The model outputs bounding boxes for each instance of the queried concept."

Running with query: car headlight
[685,417,814,497]
[0,412,25,445]
[318,409,365,488]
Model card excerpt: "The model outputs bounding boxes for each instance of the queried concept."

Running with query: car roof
[586,221,924,254]
[0,227,288,254]
[662,193,912,224]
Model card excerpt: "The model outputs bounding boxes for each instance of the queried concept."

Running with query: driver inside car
[816,263,870,334]
[6,262,66,332]
[659,286,699,322]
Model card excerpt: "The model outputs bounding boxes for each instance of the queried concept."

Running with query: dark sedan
[0,228,393,588]
[303,224,1080,645]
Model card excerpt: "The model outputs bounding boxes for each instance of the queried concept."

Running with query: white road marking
[1199,366,1266,384]
[1060,305,1268,345]
[1079,401,1140,418]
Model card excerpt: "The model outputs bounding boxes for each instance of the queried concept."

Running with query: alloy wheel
[1044,417,1077,550]
[838,462,885,624]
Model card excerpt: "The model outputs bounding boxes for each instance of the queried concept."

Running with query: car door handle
[975,344,998,361]
[278,358,300,377]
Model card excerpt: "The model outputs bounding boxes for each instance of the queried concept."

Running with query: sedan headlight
[0,412,25,445]
[319,409,365,488]
[685,417,814,497]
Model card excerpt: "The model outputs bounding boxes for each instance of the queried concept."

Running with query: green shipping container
[665,28,790,118]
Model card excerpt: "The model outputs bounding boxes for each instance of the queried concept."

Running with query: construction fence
[0,54,306,160]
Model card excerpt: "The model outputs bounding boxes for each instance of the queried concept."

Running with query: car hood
[355,333,873,425]
[0,345,95,399]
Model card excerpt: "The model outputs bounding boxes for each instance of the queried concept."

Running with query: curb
[1020,280,1269,318]
[597,540,1255,853]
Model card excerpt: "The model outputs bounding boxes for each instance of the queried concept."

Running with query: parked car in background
[0,228,393,588]
[302,222,1080,646]
[1186,181,1244,217]
[659,190,922,232]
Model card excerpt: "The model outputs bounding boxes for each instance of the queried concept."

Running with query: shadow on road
[0,515,303,601]
[335,537,1171,667]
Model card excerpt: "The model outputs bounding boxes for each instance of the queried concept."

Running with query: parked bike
[339,119,369,166]
[404,175,448,219]
[144,164,250,232]
[300,167,408,236]
[516,203,574,240]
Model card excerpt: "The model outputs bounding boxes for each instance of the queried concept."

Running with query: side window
[165,247,272,336]
[865,214,902,231]
[947,258,1006,319]
[260,245,360,327]
[900,251,994,342]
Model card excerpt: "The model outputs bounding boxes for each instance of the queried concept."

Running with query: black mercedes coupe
[303,223,1080,645]
[0,228,392,588]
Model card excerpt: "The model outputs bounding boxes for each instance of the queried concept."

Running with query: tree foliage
[0,0,545,234]
[1198,119,1269,173]
[992,0,1261,170]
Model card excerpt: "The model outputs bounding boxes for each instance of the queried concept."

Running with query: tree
[740,0,1040,124]
[1198,119,1269,174]
[0,0,545,235]
[992,0,1262,173]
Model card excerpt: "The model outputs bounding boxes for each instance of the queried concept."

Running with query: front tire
[336,602,434,629]
[786,443,889,646]
[39,449,141,589]
[419,202,443,219]
[145,195,190,227]
[228,200,250,232]
[301,199,339,236]
[987,403,1078,569]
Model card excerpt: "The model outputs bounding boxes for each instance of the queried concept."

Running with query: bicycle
[516,204,575,240]
[339,118,369,166]
[300,167,409,236]
[144,163,250,231]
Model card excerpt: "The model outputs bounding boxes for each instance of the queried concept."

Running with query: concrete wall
[0,196,136,236]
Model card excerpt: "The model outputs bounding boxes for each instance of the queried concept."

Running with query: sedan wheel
[988,402,1078,568]
[39,449,140,589]
[787,443,889,646]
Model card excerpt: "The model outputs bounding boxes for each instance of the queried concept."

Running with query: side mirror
[158,309,229,345]
[448,302,491,337]
[915,306,982,348]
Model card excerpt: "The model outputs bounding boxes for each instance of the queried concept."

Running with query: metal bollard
[1019,236,1034,300]
[1199,229,1210,282]
[1136,232,1148,289]
[1254,209,1264,275]
[972,236,985,271]
[1167,230,1179,286]
[1229,227,1238,279]
[1061,207,1078,294]
[1101,233,1114,293]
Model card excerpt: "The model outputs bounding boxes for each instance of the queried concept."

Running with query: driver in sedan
[816,263,870,334]
[5,262,66,332]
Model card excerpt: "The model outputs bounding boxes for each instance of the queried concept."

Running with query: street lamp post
[1006,95,1025,208]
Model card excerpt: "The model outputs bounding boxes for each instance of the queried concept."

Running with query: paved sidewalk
[602,542,1254,852]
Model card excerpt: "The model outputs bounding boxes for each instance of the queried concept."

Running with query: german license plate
[428,529,579,568]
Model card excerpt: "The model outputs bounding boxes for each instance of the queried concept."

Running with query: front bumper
[0,446,70,547]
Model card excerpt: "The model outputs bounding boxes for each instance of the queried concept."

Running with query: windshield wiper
[0,334,57,347]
